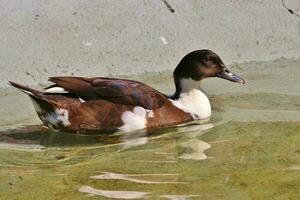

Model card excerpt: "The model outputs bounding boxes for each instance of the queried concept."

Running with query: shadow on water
[0,125,122,147]
[0,118,217,147]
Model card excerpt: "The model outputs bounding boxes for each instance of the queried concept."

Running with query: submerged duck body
[9,50,244,134]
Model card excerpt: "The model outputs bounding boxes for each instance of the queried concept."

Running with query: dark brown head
[172,50,245,98]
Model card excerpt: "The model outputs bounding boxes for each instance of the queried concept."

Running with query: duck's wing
[46,77,166,109]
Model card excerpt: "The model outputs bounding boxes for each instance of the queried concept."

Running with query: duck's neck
[171,78,203,99]
[169,78,211,120]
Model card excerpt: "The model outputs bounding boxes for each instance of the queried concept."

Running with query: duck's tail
[8,81,44,98]
[8,81,64,131]
[8,81,59,119]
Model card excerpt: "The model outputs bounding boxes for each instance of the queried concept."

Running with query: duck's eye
[224,69,230,73]
[204,58,212,63]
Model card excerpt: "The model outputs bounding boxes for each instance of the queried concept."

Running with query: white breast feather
[171,78,211,120]
[119,107,154,132]
[171,89,211,120]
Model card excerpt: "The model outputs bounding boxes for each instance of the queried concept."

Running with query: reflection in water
[81,172,194,199]
[160,195,200,200]
[119,130,149,149]
[131,160,176,163]
[0,125,119,147]
[179,139,211,160]
[79,186,200,200]
[90,172,186,184]
[287,166,300,170]
[79,186,150,199]
[0,121,216,149]
[177,123,214,161]
[0,142,43,152]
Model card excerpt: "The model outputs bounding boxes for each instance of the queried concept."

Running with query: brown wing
[47,77,166,109]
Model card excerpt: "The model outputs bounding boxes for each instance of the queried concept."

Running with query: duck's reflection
[117,130,149,150]
[1,122,222,200]
[0,121,219,162]
[179,139,211,160]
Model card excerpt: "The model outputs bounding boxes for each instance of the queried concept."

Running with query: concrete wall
[0,0,299,88]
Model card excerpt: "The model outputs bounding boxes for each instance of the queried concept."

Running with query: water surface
[0,58,300,200]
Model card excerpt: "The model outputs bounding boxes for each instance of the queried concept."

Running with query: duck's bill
[217,70,245,84]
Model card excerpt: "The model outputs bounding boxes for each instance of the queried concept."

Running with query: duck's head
[173,50,245,96]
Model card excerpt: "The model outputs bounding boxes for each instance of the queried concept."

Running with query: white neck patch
[179,78,202,93]
[171,78,211,120]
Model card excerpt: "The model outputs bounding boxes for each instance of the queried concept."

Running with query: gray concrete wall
[0,0,300,88]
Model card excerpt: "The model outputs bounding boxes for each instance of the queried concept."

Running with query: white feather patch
[146,110,154,118]
[79,98,86,103]
[179,78,202,93]
[45,108,70,126]
[20,89,33,95]
[171,89,211,120]
[31,98,43,114]
[171,78,211,120]
[119,106,147,132]
[45,87,68,93]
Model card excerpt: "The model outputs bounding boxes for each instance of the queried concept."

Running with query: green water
[0,58,300,200]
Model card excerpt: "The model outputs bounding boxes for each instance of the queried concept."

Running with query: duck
[9,50,244,134]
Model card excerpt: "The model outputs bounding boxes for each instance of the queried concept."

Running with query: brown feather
[48,76,166,109]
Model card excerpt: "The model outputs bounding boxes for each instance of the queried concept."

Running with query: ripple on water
[90,171,186,184]
[1,59,300,199]
[79,186,150,199]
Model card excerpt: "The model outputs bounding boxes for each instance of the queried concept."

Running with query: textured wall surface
[0,0,299,88]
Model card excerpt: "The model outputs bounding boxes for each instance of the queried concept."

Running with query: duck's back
[10,77,192,134]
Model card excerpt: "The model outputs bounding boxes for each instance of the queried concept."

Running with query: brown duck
[9,50,244,134]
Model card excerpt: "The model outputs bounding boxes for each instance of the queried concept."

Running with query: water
[0,58,300,199]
